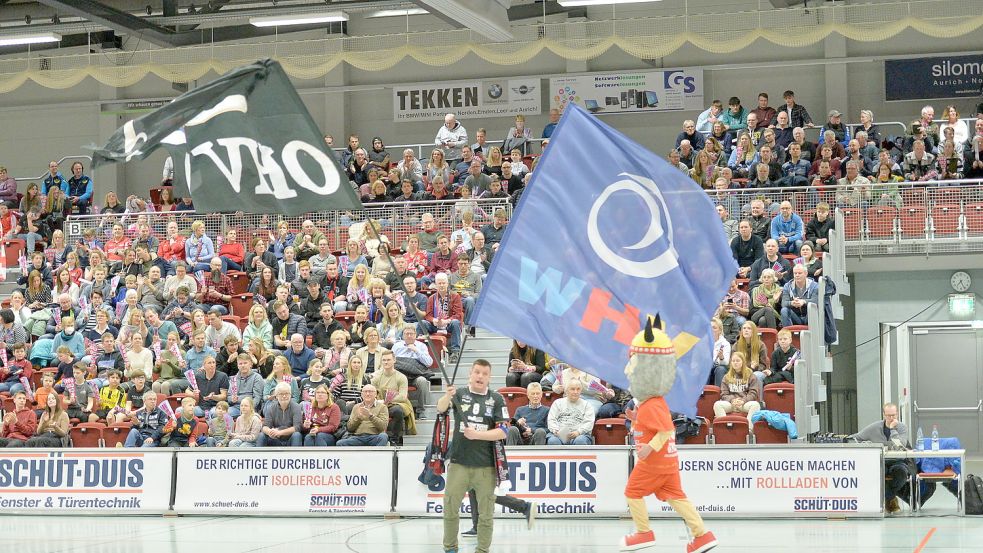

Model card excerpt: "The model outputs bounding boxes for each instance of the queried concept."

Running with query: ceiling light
[367,8,429,18]
[249,12,348,27]
[558,0,662,6]
[0,32,61,46]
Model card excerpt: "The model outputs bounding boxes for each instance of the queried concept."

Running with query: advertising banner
[395,447,631,517]
[646,446,883,517]
[885,55,983,101]
[549,69,704,115]
[393,78,541,121]
[0,449,173,514]
[173,448,393,515]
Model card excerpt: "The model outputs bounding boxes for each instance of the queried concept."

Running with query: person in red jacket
[0,391,38,447]
[419,273,464,363]
[157,220,187,276]
[217,228,245,272]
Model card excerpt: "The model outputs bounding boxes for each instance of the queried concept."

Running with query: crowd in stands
[2,94,981,450]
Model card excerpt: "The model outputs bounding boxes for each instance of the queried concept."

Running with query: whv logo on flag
[471,105,735,416]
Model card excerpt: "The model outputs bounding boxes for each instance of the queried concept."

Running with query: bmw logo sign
[487,84,503,99]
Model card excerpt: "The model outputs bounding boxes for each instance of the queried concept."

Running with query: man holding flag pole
[468,104,735,551]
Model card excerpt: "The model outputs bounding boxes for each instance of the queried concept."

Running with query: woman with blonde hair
[346,264,372,308]
[227,396,263,447]
[303,384,341,446]
[355,326,388,374]
[690,149,718,189]
[713,351,762,419]
[749,269,782,329]
[426,149,451,188]
[484,146,504,178]
[728,132,757,178]
[324,329,352,376]
[242,304,273,350]
[263,355,300,403]
[246,337,274,378]
[379,302,408,348]
[338,239,367,278]
[733,320,768,372]
[331,354,369,413]
[41,186,68,235]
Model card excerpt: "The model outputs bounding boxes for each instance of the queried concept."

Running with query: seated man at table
[849,402,914,513]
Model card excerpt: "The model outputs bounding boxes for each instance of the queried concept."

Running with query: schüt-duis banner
[885,54,983,101]
[393,78,541,121]
[395,447,631,517]
[645,446,883,517]
[173,448,393,515]
[0,450,172,514]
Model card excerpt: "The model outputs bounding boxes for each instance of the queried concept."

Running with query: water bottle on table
[915,427,924,450]
[931,424,939,451]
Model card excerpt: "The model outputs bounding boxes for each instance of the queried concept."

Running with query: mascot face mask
[624,315,676,402]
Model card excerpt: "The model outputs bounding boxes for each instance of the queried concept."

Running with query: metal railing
[65,197,513,252]
[12,155,93,184]
[333,138,546,160]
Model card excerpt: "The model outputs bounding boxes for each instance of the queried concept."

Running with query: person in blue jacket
[65,161,94,215]
[42,160,68,195]
[769,201,804,255]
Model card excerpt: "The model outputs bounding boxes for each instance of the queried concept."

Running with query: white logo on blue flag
[471,105,736,416]
[587,173,678,278]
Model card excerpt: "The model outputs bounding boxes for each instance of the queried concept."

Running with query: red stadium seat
[931,204,961,237]
[965,203,983,237]
[763,383,795,417]
[1,396,14,414]
[898,205,927,238]
[930,186,964,207]
[758,328,778,365]
[228,293,254,319]
[839,207,862,240]
[2,239,26,265]
[335,311,356,328]
[696,385,720,421]
[865,206,896,239]
[166,393,194,412]
[682,417,711,445]
[540,389,562,408]
[712,415,751,444]
[753,419,790,444]
[221,315,240,330]
[783,325,808,351]
[497,387,529,417]
[593,418,629,445]
[425,336,446,367]
[149,187,163,206]
[901,187,927,207]
[227,271,251,295]
[105,423,133,447]
[70,423,105,447]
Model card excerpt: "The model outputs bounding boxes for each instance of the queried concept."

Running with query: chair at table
[913,436,963,513]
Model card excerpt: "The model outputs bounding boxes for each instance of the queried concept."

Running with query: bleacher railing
[12,155,93,184]
[65,197,513,252]
[334,138,546,160]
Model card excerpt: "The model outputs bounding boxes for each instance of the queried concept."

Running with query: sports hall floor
[6,487,976,553]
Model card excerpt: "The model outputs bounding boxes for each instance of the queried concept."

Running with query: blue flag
[470,105,736,416]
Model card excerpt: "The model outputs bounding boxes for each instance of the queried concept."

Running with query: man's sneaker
[524,502,537,529]
[619,530,655,551]
[886,497,901,513]
[687,531,718,553]
[449,350,461,364]
[461,528,477,539]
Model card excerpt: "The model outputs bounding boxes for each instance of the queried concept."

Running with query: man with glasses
[257,382,303,447]
[849,403,914,513]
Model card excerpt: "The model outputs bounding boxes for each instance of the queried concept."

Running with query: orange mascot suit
[620,316,717,553]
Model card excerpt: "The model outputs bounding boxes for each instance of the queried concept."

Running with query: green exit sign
[949,294,976,317]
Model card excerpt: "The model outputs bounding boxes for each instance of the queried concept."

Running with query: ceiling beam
[36,0,180,47]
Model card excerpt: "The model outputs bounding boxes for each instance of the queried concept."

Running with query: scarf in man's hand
[427,410,451,476]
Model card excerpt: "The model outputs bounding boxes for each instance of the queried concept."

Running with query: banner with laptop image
[550,68,703,115]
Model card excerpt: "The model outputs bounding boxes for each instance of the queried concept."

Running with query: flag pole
[366,218,453,386]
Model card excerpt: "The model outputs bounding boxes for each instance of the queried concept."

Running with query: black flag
[92,59,361,216]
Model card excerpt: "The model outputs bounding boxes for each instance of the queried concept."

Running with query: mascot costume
[621,315,718,553]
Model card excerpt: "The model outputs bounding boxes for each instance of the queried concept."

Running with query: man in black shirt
[437,360,508,553]
[731,220,764,278]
